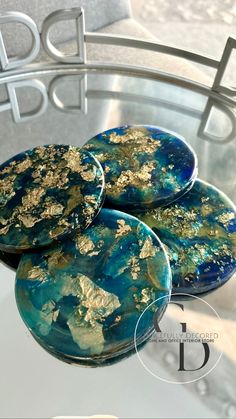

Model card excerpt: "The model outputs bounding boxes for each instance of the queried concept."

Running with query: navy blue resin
[84,125,197,211]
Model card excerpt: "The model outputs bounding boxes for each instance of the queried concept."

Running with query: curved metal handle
[41,8,86,64]
[0,11,40,70]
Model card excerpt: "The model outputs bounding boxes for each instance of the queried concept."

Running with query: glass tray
[0,62,235,419]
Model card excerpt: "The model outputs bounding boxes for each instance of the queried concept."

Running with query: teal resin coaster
[15,209,171,366]
[137,179,236,295]
[0,145,105,252]
[84,125,197,211]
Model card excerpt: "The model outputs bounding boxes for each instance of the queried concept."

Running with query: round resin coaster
[137,179,236,295]
[84,125,197,211]
[15,208,171,366]
[0,145,105,252]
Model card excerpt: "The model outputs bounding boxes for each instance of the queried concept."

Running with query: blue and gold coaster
[0,145,105,252]
[84,125,197,211]
[15,209,171,366]
[137,179,236,295]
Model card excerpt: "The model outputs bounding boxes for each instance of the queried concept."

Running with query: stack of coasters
[0,142,171,366]
[84,125,236,296]
[1,126,235,366]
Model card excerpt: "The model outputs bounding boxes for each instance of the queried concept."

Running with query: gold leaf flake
[80,169,96,182]
[84,195,97,204]
[49,225,68,239]
[133,287,155,310]
[128,256,140,280]
[38,300,57,336]
[76,235,95,255]
[21,187,45,209]
[15,157,32,174]
[109,161,156,196]
[139,236,157,259]
[41,170,68,189]
[0,217,8,226]
[63,147,83,173]
[0,175,16,196]
[201,204,213,216]
[41,202,64,218]
[217,212,235,226]
[18,214,39,228]
[0,225,10,235]
[28,266,47,281]
[115,219,132,238]
[108,127,161,154]
[104,165,110,173]
[67,274,120,354]
[47,250,70,270]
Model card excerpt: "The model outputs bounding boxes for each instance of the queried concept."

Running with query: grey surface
[87,18,211,85]
[131,0,236,83]
[0,0,131,57]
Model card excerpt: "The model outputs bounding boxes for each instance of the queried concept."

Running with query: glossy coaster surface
[15,209,171,366]
[0,145,105,252]
[137,179,236,294]
[84,125,197,211]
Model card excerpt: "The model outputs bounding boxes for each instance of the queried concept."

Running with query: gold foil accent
[139,236,157,259]
[82,206,96,225]
[41,202,64,218]
[15,157,32,174]
[0,175,16,201]
[76,235,95,255]
[39,300,57,336]
[21,187,45,209]
[47,250,71,270]
[0,161,16,175]
[49,225,68,239]
[63,147,83,172]
[18,214,39,228]
[84,195,97,204]
[41,170,69,189]
[128,256,140,280]
[217,212,235,226]
[0,225,10,235]
[150,205,199,239]
[201,204,213,216]
[0,217,8,226]
[28,266,47,281]
[67,274,120,354]
[108,128,161,154]
[80,169,96,182]
[133,287,155,310]
[115,219,132,238]
[107,161,155,196]
[35,146,46,158]
[104,165,110,173]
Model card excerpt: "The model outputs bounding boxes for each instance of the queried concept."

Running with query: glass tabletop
[0,68,235,419]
